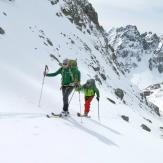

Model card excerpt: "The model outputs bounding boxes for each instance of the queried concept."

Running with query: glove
[74,82,80,88]
[96,97,99,101]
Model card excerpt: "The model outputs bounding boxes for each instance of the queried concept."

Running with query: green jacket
[77,85,100,97]
[46,67,80,86]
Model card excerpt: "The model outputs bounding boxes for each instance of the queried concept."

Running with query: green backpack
[68,59,77,68]
[62,59,79,83]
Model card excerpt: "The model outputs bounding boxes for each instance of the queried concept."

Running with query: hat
[63,59,69,65]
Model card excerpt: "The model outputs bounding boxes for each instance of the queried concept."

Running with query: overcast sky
[88,0,163,34]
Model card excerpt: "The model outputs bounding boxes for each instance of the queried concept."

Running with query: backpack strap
[68,68,74,82]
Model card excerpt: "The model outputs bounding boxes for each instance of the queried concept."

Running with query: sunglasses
[63,63,68,65]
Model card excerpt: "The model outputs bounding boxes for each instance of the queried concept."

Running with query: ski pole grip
[45,65,49,73]
[44,65,49,77]
[45,65,49,72]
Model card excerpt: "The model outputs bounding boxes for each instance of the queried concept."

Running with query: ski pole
[38,65,49,107]
[79,92,83,123]
[98,100,100,121]
[68,89,75,105]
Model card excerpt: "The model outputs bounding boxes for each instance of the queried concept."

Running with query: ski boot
[61,111,69,117]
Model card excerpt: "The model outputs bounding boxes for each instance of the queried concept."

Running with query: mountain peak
[107,25,162,74]
[50,0,102,32]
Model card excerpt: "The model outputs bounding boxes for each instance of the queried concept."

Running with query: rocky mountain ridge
[107,25,163,73]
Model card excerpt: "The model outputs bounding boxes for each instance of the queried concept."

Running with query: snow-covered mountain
[107,25,163,89]
[0,0,163,163]
[107,25,162,73]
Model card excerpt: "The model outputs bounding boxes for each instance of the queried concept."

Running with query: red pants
[84,96,94,113]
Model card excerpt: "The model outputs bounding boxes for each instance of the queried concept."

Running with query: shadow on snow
[65,117,120,147]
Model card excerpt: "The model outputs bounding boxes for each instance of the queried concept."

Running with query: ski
[77,112,91,118]
[51,112,62,117]
[46,112,71,118]
[46,112,62,118]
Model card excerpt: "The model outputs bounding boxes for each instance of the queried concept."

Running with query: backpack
[68,59,77,68]
[69,59,80,83]
[61,59,79,83]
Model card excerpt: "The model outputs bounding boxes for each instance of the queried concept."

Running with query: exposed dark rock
[71,40,75,44]
[121,115,129,122]
[39,35,45,39]
[0,27,5,34]
[108,44,114,52]
[111,53,117,61]
[142,39,149,50]
[115,88,124,100]
[143,117,152,123]
[146,33,160,49]
[3,12,7,16]
[92,66,100,71]
[141,124,151,132]
[140,91,152,98]
[147,84,160,90]
[107,98,116,104]
[50,54,61,65]
[39,30,45,36]
[94,75,102,85]
[100,73,106,80]
[44,42,48,46]
[123,100,126,104]
[61,0,101,30]
[87,29,91,35]
[82,2,99,27]
[50,0,59,5]
[158,64,163,73]
[149,55,163,73]
[46,38,53,46]
[147,101,160,116]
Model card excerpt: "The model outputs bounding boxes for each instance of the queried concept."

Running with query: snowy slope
[0,0,163,163]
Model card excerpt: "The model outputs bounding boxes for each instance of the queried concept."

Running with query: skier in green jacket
[76,79,100,116]
[44,59,80,116]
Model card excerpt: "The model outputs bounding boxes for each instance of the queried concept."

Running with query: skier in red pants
[77,79,100,116]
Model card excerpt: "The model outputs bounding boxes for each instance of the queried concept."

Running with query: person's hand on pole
[43,65,49,77]
[96,96,99,101]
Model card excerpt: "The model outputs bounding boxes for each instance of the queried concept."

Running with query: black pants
[62,86,73,112]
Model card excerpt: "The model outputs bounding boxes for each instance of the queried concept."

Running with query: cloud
[89,0,163,10]
[89,0,163,34]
